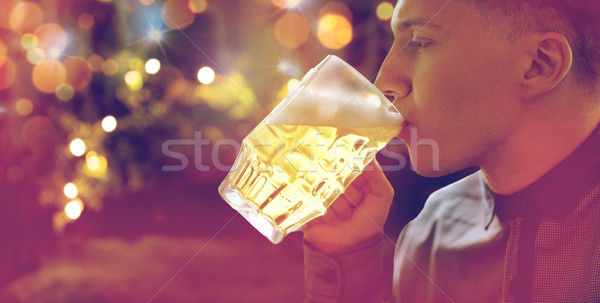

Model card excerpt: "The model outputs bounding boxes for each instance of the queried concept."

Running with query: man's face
[375,0,526,177]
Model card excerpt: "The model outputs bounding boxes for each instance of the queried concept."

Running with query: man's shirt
[305,124,600,302]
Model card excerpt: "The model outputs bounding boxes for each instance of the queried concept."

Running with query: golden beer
[219,122,400,241]
[219,55,403,243]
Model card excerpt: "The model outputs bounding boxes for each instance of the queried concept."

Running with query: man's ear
[521,32,573,100]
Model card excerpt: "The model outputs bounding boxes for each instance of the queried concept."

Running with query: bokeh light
[101,115,118,132]
[197,66,215,84]
[376,2,394,21]
[124,70,143,91]
[32,59,67,93]
[88,54,104,72]
[26,48,45,65]
[162,0,195,30]
[102,59,120,76]
[70,138,86,157]
[320,2,352,21]
[15,98,34,116]
[271,0,302,9]
[35,23,68,59]
[64,183,78,199]
[274,13,309,48]
[0,58,16,90]
[64,56,93,91]
[9,2,43,34]
[77,13,95,30]
[86,151,108,176]
[317,13,353,50]
[287,78,299,92]
[145,58,161,74]
[64,199,84,220]
[0,39,7,66]
[188,0,208,14]
[56,83,75,101]
[20,33,38,50]
[140,0,156,6]
[147,28,163,42]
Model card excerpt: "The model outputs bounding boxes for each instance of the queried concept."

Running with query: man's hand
[302,160,395,254]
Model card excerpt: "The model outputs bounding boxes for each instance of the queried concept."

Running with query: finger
[359,160,394,200]
[330,187,362,220]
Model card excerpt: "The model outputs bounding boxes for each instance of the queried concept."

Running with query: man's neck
[481,96,600,195]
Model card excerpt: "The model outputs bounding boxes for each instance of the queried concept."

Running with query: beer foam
[265,91,402,128]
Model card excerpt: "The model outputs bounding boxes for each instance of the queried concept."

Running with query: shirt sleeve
[303,234,387,303]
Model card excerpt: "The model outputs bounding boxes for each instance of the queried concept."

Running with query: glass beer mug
[219,55,403,244]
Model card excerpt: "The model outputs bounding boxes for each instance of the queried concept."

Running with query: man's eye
[406,38,431,50]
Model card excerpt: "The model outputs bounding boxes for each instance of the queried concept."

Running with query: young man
[303,0,600,302]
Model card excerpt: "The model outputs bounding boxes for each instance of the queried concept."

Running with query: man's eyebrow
[393,17,442,31]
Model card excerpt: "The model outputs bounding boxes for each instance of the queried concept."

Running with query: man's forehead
[391,0,472,32]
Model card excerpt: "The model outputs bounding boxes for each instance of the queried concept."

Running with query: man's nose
[374,47,412,104]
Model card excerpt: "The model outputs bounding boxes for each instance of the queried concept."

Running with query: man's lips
[397,119,412,140]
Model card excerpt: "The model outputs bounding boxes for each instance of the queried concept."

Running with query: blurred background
[0,0,472,302]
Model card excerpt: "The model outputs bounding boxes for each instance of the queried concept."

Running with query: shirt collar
[487,122,600,221]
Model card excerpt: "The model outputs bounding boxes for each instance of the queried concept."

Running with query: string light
[101,115,117,132]
[145,58,161,74]
[64,199,84,220]
[70,138,86,157]
[197,66,215,84]
[64,182,78,199]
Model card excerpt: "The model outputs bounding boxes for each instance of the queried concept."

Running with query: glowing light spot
[77,13,94,29]
[0,39,6,66]
[102,59,120,76]
[318,13,353,50]
[9,2,43,34]
[124,70,143,91]
[376,2,394,21]
[88,54,104,72]
[26,48,45,64]
[274,13,309,48]
[367,94,382,108]
[55,83,74,101]
[64,199,84,220]
[64,56,92,91]
[20,33,37,50]
[64,183,78,199]
[162,0,195,30]
[197,66,215,84]
[32,59,66,93]
[35,23,68,59]
[319,2,352,21]
[148,28,163,42]
[271,0,302,9]
[145,58,161,74]
[70,138,86,157]
[15,98,34,116]
[0,58,16,90]
[140,0,155,6]
[188,0,207,13]
[101,115,117,132]
[277,60,300,77]
[287,78,299,91]
[128,57,144,71]
[86,151,107,176]
[86,152,100,171]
